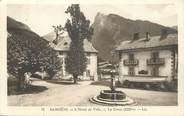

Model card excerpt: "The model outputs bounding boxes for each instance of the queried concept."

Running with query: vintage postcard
[0,0,184,116]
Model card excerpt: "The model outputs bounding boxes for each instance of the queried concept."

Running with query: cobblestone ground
[8,80,177,106]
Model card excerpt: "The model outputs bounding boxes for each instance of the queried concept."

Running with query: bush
[8,75,18,95]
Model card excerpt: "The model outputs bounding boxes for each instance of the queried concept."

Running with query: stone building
[44,32,98,81]
[116,31,178,87]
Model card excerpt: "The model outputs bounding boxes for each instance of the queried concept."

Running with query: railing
[147,58,165,65]
[123,75,168,78]
[123,59,139,66]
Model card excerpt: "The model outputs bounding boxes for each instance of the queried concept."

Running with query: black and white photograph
[1,0,184,116]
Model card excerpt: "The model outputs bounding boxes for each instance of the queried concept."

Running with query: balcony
[147,58,165,65]
[123,59,139,66]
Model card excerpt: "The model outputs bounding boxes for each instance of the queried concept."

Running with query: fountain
[90,52,136,106]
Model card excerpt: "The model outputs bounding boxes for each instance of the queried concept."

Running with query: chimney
[133,33,139,40]
[160,28,168,40]
[145,32,150,41]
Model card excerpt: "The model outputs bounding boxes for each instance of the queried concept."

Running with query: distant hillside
[7,17,50,71]
[7,16,31,31]
[7,16,48,44]
[91,13,177,62]
[7,16,60,79]
[172,25,178,30]
[43,31,56,42]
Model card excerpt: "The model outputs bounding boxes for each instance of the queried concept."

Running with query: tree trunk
[73,74,78,84]
[17,71,24,91]
[17,76,21,91]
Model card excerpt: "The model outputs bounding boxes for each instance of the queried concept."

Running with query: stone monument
[90,51,136,105]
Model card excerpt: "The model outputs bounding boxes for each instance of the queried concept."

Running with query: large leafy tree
[7,28,61,90]
[65,4,93,83]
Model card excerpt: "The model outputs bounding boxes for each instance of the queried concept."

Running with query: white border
[0,0,184,116]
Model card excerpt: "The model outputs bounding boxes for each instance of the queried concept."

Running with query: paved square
[8,80,177,106]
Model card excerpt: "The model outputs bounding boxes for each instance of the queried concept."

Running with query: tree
[65,4,93,84]
[52,25,65,45]
[7,29,62,90]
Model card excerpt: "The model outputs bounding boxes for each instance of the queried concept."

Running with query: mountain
[91,13,177,62]
[172,25,178,30]
[7,16,48,44]
[7,16,31,31]
[7,16,50,72]
[43,31,56,42]
[7,16,61,80]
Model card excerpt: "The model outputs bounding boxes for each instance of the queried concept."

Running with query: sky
[7,4,177,36]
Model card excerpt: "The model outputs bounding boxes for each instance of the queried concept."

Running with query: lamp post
[90,50,135,105]
[110,69,116,92]
[110,50,117,92]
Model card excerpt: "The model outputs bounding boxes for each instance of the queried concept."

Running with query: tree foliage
[52,25,65,44]
[7,28,62,89]
[65,4,93,83]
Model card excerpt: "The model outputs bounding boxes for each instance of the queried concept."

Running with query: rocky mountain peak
[91,13,177,62]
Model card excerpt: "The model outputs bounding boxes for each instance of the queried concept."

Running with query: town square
[6,4,178,106]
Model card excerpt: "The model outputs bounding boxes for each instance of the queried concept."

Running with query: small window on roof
[64,42,68,45]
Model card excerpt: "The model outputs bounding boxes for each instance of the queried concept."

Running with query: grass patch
[8,85,48,95]
[46,80,78,85]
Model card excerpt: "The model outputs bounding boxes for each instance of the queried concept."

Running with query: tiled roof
[116,33,177,51]
[45,32,98,53]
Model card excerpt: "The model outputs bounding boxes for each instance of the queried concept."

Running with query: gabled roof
[44,32,98,53]
[116,33,177,51]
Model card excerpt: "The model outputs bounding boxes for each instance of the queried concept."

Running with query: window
[86,53,90,56]
[64,42,68,45]
[86,70,90,77]
[87,58,90,64]
[129,53,134,60]
[128,67,135,76]
[59,51,63,55]
[60,57,64,64]
[151,66,159,76]
[151,52,159,61]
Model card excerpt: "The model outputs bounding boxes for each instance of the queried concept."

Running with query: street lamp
[109,50,117,92]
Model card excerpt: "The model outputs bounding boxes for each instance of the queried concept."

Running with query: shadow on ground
[8,85,48,95]
[90,80,177,92]
[46,80,78,85]
[90,80,110,87]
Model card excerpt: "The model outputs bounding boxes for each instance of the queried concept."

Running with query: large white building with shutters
[44,32,98,81]
[116,32,178,87]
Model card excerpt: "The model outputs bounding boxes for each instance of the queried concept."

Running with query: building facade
[44,32,98,81]
[116,32,178,87]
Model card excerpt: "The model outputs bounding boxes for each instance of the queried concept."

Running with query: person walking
[24,72,31,89]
